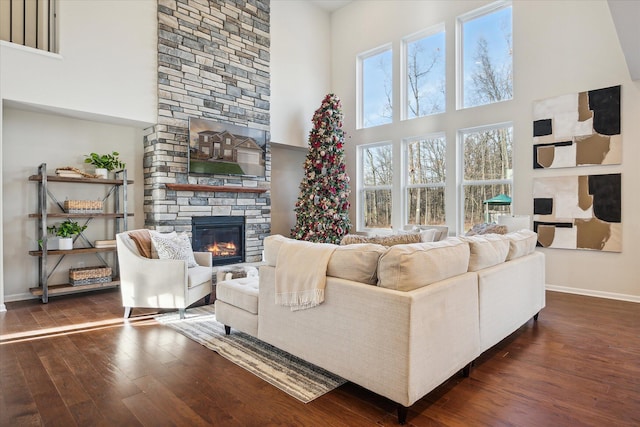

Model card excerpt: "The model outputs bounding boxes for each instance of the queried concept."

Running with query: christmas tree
[291,93,352,244]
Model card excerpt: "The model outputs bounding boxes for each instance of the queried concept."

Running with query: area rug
[154,305,346,403]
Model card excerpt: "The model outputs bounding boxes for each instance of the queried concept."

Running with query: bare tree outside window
[361,144,393,228]
[406,29,446,119]
[362,48,393,128]
[461,4,513,108]
[406,136,446,226]
[461,125,513,231]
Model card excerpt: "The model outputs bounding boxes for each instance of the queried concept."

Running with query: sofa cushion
[340,233,421,246]
[505,229,538,260]
[327,243,387,285]
[377,238,470,291]
[217,277,260,314]
[460,234,509,272]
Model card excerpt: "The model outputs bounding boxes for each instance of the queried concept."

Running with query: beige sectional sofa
[215,230,545,424]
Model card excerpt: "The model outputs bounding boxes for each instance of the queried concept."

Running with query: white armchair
[116,230,213,319]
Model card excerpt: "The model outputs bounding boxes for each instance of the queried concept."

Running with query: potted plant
[47,220,88,250]
[84,151,125,178]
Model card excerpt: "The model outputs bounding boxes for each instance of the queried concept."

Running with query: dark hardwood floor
[1,289,639,426]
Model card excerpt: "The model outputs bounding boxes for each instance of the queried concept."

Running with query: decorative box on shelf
[64,199,103,214]
[69,266,112,286]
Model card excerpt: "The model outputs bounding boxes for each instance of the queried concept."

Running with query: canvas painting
[532,85,621,169]
[533,173,621,252]
[188,118,268,177]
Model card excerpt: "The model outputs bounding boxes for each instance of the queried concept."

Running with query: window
[359,46,393,128]
[459,124,513,232]
[404,134,446,226]
[403,25,446,119]
[360,143,393,229]
[458,1,512,109]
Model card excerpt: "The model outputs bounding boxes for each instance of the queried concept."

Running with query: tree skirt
[155,305,346,403]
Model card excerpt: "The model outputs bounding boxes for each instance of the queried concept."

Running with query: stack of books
[94,239,117,248]
[56,168,84,178]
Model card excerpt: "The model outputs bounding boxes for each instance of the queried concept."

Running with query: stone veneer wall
[144,0,271,263]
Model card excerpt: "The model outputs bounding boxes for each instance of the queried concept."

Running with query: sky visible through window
[361,4,512,123]
[462,5,513,108]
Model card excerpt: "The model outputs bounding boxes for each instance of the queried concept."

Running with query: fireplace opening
[192,216,245,266]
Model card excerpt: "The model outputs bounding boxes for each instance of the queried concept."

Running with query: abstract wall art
[533,85,621,169]
[533,173,621,252]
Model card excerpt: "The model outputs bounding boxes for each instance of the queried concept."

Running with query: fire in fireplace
[192,216,245,266]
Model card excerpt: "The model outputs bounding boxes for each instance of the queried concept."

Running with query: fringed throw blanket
[275,239,337,311]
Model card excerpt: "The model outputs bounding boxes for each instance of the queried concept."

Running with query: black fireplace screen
[192,216,245,266]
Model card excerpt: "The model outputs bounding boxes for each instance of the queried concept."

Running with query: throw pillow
[150,232,198,268]
[340,233,421,246]
[466,223,508,236]
[149,230,177,259]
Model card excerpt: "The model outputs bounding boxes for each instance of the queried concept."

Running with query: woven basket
[69,266,112,281]
[64,200,103,213]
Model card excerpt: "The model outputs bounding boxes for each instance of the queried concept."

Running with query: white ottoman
[214,276,259,337]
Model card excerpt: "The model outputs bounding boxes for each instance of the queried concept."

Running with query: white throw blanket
[274,239,337,311]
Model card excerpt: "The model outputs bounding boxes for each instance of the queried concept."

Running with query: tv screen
[188,118,267,178]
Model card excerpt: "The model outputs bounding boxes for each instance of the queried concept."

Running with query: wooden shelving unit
[28,163,133,303]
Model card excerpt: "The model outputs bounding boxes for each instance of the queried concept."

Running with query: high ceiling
[309,0,352,13]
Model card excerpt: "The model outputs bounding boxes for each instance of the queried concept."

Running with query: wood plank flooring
[1,289,639,426]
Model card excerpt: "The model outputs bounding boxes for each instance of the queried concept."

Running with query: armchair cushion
[150,232,198,267]
[188,265,214,287]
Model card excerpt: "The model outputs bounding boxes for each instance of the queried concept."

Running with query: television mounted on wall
[188,118,267,178]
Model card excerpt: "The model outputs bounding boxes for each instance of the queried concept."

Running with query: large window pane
[362,48,393,127]
[361,143,393,229]
[463,184,511,231]
[405,28,445,119]
[462,127,512,181]
[460,3,512,109]
[363,144,393,186]
[364,189,392,228]
[407,187,445,225]
[405,135,446,226]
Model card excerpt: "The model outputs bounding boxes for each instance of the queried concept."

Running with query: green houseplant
[84,151,125,178]
[47,220,88,250]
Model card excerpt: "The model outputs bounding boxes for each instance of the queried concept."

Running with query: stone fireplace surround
[142,0,271,264]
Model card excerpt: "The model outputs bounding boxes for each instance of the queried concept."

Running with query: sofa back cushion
[505,229,538,260]
[327,243,387,285]
[377,238,470,291]
[264,234,290,266]
[265,235,386,285]
[460,234,509,272]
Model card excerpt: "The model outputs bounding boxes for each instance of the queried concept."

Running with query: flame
[206,241,238,257]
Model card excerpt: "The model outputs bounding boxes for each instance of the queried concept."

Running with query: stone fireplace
[142,0,271,263]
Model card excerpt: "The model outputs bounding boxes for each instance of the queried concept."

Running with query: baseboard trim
[0,303,6,312]
[4,292,38,303]
[546,285,640,303]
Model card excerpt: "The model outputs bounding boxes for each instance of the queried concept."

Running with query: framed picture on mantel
[188,118,267,178]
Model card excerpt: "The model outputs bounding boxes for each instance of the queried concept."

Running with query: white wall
[0,0,157,124]
[330,0,640,300]
[270,0,332,147]
[270,1,332,237]
[2,108,145,302]
[270,143,307,237]
[0,0,157,306]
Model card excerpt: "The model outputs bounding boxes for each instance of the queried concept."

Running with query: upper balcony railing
[0,0,57,53]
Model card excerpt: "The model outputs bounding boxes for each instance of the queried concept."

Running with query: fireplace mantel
[165,183,268,194]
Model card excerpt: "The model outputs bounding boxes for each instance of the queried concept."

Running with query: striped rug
[155,305,346,403]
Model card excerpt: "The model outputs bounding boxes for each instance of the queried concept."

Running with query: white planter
[58,237,73,250]
[95,168,108,179]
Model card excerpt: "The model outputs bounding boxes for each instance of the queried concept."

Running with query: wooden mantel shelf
[165,183,269,193]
